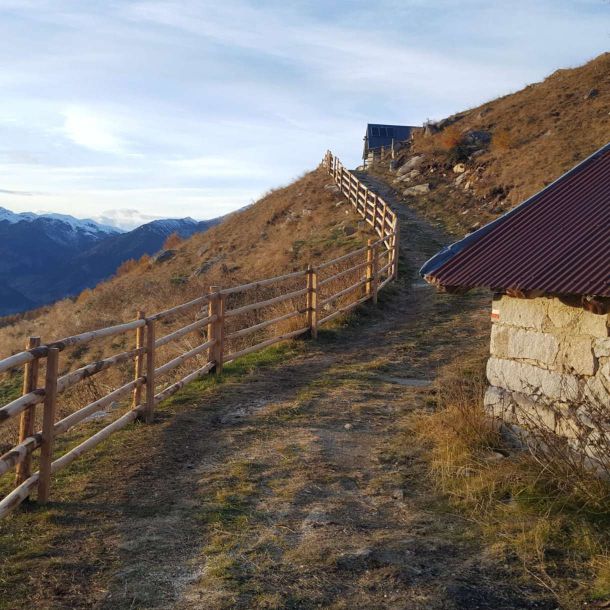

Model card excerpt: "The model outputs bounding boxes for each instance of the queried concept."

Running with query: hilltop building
[420,143,610,464]
[362,124,417,165]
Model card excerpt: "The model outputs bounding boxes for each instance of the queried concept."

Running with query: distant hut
[363,124,417,165]
[420,143,610,462]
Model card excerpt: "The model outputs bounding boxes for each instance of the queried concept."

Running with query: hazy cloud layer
[0,1,607,228]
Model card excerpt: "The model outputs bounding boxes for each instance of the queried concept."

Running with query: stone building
[420,143,609,463]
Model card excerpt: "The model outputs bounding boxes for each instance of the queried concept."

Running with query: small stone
[194,254,224,275]
[153,249,176,264]
[464,129,491,147]
[483,451,506,463]
[453,163,466,174]
[396,155,424,175]
[403,183,430,196]
[584,88,599,100]
[344,423,353,430]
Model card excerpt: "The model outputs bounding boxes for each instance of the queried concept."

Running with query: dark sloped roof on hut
[364,124,415,151]
[420,142,610,298]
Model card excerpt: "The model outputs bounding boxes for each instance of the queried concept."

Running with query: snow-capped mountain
[0,209,221,316]
[0,207,120,237]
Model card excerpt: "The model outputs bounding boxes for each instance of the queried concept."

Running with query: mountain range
[0,208,220,316]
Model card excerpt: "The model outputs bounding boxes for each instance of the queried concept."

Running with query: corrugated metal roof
[420,142,610,297]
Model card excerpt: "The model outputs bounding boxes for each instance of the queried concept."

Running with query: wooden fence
[0,152,399,519]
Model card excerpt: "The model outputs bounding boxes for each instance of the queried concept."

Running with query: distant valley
[0,208,220,316]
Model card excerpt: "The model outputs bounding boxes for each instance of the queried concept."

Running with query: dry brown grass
[415,345,610,608]
[0,166,382,472]
[491,128,516,152]
[438,124,464,151]
[370,52,610,235]
[0,167,364,361]
[163,231,183,250]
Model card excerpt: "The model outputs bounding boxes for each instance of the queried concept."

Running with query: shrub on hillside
[163,232,183,250]
[116,259,138,277]
[76,288,93,304]
[439,125,464,151]
[438,125,469,164]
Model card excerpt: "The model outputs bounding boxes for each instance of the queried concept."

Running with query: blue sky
[0,1,607,229]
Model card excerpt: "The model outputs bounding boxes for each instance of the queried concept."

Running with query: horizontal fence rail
[0,151,399,519]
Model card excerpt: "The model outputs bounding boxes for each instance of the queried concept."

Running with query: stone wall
[483,295,609,463]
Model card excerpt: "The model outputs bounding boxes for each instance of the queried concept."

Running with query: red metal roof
[420,143,610,297]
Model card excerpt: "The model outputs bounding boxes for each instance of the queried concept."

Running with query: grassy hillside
[0,167,366,360]
[368,52,610,234]
[0,166,376,450]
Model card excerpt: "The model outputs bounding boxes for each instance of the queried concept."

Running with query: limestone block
[579,310,608,337]
[546,298,581,330]
[483,385,512,419]
[556,416,583,440]
[487,357,580,402]
[594,338,610,358]
[512,397,557,432]
[583,375,609,408]
[506,328,559,365]
[494,295,546,330]
[489,324,509,358]
[556,336,596,376]
[575,406,610,432]
[598,358,610,392]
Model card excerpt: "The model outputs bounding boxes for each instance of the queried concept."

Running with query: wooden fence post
[15,336,41,486]
[372,242,379,305]
[144,318,156,423]
[208,286,224,375]
[366,239,375,299]
[393,222,400,279]
[308,267,318,339]
[38,347,59,503]
[363,186,369,218]
[306,264,316,338]
[132,311,145,409]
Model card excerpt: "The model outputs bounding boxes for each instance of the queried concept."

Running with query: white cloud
[0,0,606,222]
[91,208,164,230]
[164,155,271,179]
[62,106,131,155]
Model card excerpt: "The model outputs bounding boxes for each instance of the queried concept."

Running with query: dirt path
[1,176,554,609]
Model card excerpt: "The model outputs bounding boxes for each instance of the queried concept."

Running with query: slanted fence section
[0,152,399,519]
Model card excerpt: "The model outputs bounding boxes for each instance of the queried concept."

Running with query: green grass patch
[0,372,21,406]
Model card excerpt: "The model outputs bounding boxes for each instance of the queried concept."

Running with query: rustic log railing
[0,152,399,518]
